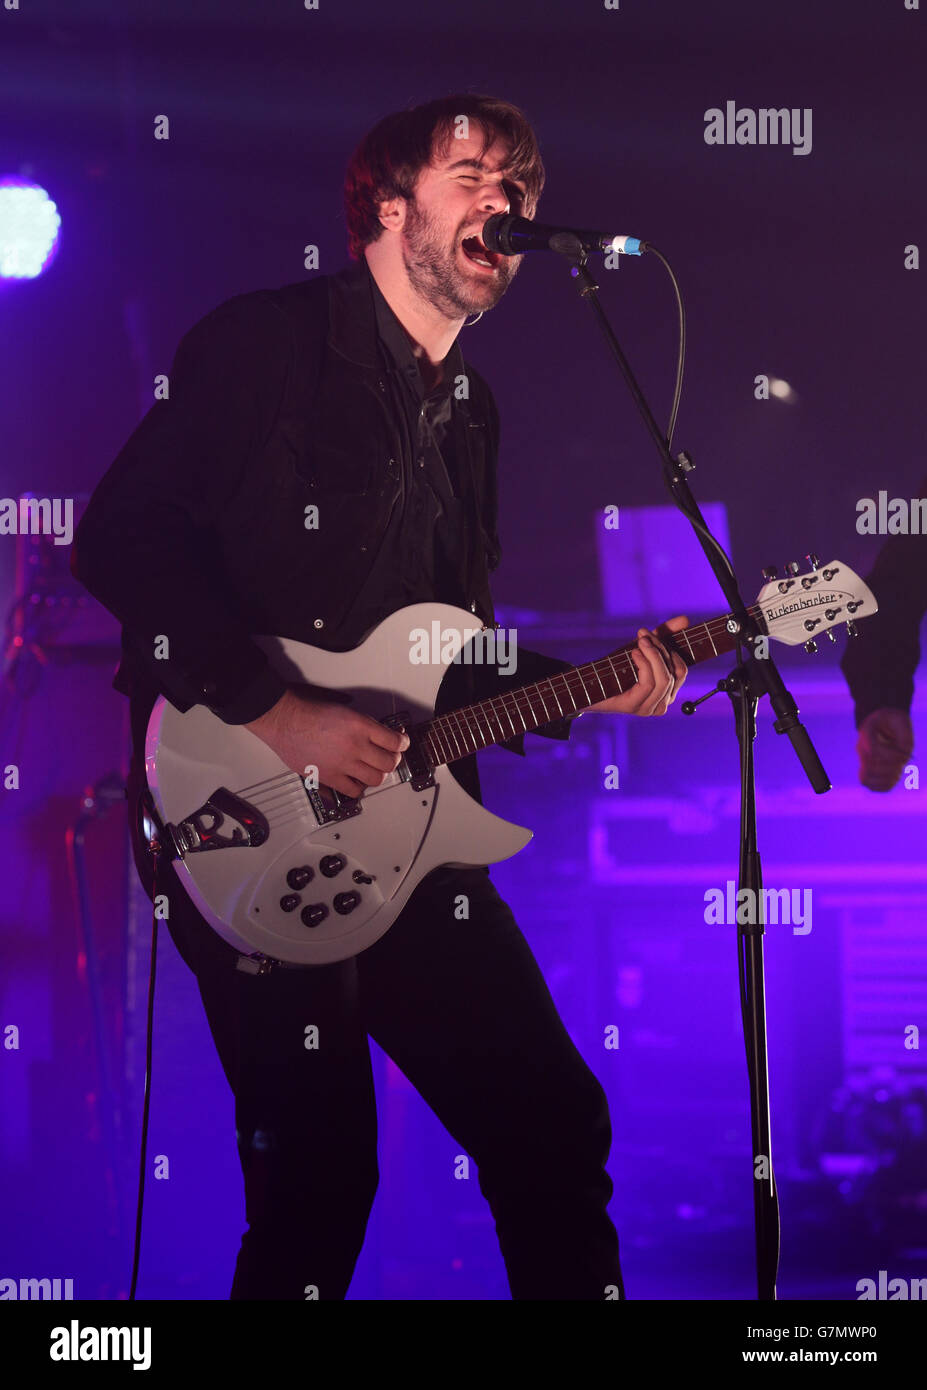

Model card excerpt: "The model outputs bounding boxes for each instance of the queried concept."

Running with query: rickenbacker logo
[763,589,840,622]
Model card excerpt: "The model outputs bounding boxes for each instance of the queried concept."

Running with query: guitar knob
[761,565,778,581]
[333,891,361,915]
[279,894,301,913]
[300,903,329,928]
[286,865,314,890]
[804,639,818,654]
[805,553,820,570]
[320,854,346,877]
[785,561,801,576]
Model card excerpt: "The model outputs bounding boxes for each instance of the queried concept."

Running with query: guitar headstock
[756,558,878,650]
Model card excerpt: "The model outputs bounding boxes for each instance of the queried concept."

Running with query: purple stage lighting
[0,179,61,281]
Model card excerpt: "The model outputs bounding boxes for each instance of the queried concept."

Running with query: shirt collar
[366,260,464,402]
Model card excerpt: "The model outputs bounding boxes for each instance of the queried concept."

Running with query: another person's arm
[841,475,927,790]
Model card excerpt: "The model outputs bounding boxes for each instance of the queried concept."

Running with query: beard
[400,195,521,319]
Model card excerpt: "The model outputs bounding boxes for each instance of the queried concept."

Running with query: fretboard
[416,604,764,768]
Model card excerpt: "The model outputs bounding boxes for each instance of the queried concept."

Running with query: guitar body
[144,602,532,966]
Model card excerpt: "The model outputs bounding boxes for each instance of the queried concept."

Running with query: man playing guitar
[72,93,688,1301]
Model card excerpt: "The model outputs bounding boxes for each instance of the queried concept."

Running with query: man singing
[72,93,688,1300]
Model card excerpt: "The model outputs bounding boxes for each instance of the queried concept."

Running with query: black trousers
[128,762,625,1301]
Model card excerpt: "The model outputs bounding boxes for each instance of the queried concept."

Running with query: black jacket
[71,260,577,791]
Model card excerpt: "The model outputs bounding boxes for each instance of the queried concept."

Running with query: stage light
[0,179,61,281]
[768,376,798,403]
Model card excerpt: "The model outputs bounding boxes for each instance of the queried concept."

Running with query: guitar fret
[481,702,503,742]
[547,681,565,717]
[498,698,517,738]
[448,709,468,756]
[471,702,493,749]
[434,723,451,763]
[443,717,461,760]
[592,663,607,700]
[611,652,633,687]
[455,711,472,756]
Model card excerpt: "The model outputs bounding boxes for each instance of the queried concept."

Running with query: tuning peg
[804,639,818,654]
[805,553,820,570]
[826,630,837,643]
[762,565,778,581]
[785,561,801,576]
[846,620,858,638]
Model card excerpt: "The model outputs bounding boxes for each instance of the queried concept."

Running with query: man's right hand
[243,688,410,798]
[856,707,914,792]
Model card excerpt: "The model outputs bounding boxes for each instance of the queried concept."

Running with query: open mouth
[460,235,500,270]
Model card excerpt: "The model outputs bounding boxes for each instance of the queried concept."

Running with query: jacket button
[313,618,324,629]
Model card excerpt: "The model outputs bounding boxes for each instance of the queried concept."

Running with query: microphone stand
[555,238,831,1301]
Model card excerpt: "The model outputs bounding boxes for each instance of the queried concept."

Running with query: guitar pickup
[306,786,363,826]
[382,712,435,792]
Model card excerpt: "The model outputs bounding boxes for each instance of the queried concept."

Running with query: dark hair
[343,93,545,259]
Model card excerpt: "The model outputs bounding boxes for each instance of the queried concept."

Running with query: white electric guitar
[144,560,876,966]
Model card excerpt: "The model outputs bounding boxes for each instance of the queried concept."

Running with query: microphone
[482,212,645,258]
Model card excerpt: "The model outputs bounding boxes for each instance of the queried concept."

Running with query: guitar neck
[418,604,764,768]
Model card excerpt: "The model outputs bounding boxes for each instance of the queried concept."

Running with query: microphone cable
[128,801,164,1302]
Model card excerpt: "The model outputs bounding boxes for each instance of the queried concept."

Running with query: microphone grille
[481,213,510,255]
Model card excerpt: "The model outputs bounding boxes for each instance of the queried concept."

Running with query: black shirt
[347,268,471,639]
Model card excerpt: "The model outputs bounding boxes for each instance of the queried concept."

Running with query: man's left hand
[584,615,690,718]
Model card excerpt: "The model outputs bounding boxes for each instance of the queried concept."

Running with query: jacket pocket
[297,378,394,493]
